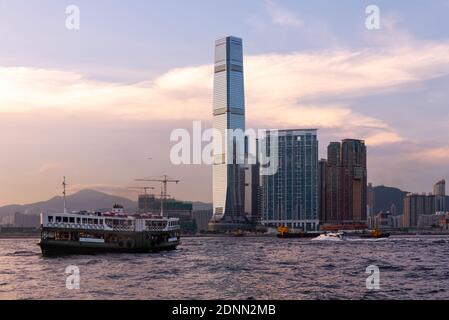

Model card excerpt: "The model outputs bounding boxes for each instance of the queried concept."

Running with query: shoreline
[2,232,449,240]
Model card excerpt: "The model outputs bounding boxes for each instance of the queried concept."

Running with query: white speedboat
[311,232,345,241]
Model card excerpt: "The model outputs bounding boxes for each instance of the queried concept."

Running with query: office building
[261,129,319,231]
[318,159,327,223]
[403,193,435,228]
[325,142,342,223]
[367,183,375,218]
[341,139,367,223]
[209,36,252,231]
[434,179,446,213]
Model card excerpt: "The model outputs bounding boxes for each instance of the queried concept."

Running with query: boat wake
[311,233,345,242]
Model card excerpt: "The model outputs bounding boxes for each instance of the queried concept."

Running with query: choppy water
[1,236,449,300]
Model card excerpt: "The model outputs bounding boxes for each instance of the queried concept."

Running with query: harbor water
[1,235,449,300]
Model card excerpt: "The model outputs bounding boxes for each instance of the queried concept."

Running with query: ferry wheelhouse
[39,205,181,256]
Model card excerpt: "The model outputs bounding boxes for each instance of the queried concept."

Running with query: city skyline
[1,1,449,206]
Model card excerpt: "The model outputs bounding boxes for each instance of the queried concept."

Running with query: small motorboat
[311,232,345,241]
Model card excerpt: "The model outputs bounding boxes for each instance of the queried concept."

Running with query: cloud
[263,0,304,28]
[2,40,449,148]
[37,163,63,175]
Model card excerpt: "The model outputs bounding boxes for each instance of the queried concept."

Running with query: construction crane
[135,175,180,217]
[128,186,155,195]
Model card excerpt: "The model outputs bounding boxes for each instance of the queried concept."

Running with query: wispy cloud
[2,39,449,147]
[264,0,303,28]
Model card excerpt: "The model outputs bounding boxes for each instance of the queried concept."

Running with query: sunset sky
[1,0,449,206]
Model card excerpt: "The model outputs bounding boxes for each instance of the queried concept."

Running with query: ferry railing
[111,225,135,232]
[45,222,106,230]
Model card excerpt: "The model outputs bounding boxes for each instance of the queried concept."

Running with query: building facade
[261,129,319,231]
[0,212,40,229]
[210,36,249,231]
[138,194,195,233]
[367,183,375,218]
[318,159,327,223]
[434,179,446,213]
[403,193,435,228]
[341,139,367,223]
[325,142,342,223]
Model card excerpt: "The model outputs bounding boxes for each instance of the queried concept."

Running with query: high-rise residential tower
[341,139,367,223]
[318,159,327,223]
[434,179,446,213]
[367,183,375,218]
[209,36,250,231]
[261,129,319,231]
[323,139,368,225]
[325,142,342,223]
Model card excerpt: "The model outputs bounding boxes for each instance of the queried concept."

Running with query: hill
[0,189,137,217]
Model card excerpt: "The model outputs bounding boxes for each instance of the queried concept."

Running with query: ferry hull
[39,238,180,256]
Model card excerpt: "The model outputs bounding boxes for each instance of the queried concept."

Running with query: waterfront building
[325,142,342,224]
[318,159,327,223]
[138,194,195,233]
[209,36,252,231]
[403,193,433,228]
[0,212,40,229]
[321,139,367,227]
[434,179,446,213]
[261,129,319,231]
[402,186,447,228]
[341,139,367,223]
[192,210,213,233]
[367,183,375,218]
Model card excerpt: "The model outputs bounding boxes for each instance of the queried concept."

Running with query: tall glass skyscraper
[210,36,248,230]
[261,129,319,231]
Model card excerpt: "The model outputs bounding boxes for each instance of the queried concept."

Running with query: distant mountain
[373,185,408,214]
[0,189,137,218]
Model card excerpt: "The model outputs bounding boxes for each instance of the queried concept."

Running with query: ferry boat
[38,204,181,256]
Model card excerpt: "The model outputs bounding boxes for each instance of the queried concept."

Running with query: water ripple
[1,236,449,299]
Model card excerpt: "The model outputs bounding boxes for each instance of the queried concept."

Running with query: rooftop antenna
[62,176,67,214]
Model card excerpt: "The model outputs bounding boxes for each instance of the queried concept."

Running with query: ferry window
[93,219,98,225]
[63,217,68,223]
[48,216,53,222]
[69,217,75,223]
[56,216,62,222]
[82,218,87,224]
[99,219,103,224]
[88,218,93,224]
[77,218,81,223]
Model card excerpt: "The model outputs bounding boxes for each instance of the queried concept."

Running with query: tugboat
[277,226,318,238]
[360,229,390,239]
[38,204,181,256]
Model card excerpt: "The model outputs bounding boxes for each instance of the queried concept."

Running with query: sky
[0,0,449,206]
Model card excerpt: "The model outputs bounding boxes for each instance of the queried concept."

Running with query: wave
[5,250,39,257]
